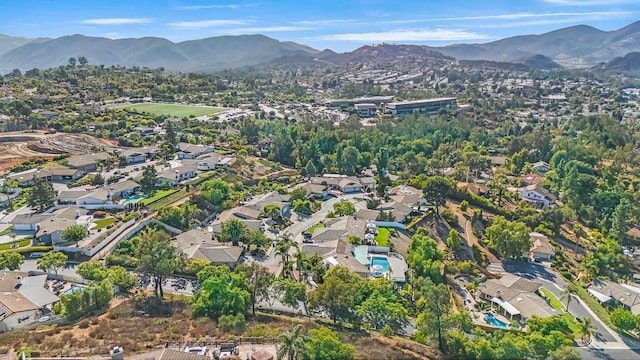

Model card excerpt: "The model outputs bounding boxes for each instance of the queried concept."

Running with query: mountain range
[1,20,640,73]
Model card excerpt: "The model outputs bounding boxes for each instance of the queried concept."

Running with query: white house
[194,152,234,171]
[0,272,59,332]
[531,161,550,174]
[156,165,198,187]
[177,143,214,160]
[528,232,555,261]
[519,184,556,207]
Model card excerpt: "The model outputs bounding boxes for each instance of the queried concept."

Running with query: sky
[0,0,639,51]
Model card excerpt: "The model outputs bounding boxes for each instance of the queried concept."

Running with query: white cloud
[381,11,634,24]
[80,18,153,25]
[543,0,635,5]
[221,26,315,33]
[290,19,354,25]
[168,19,254,29]
[178,3,259,10]
[314,29,490,42]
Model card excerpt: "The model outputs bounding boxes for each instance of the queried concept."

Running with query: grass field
[125,103,226,117]
[141,189,179,206]
[375,228,391,246]
[94,217,116,230]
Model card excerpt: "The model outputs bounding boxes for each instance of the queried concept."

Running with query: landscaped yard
[141,189,179,206]
[305,222,325,234]
[540,288,565,311]
[539,288,580,335]
[124,103,226,117]
[0,238,32,251]
[0,226,13,236]
[94,217,116,230]
[375,227,391,246]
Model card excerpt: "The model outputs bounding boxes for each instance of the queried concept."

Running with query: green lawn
[0,238,32,251]
[540,288,565,312]
[124,103,226,117]
[375,228,390,246]
[141,189,179,206]
[148,189,189,211]
[0,226,13,236]
[305,222,325,234]
[93,217,116,230]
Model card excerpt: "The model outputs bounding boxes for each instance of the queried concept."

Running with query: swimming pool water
[370,257,390,273]
[484,313,510,329]
[63,285,84,295]
[123,194,147,205]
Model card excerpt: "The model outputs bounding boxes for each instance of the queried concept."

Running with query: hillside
[594,52,640,76]
[0,34,47,58]
[517,55,563,70]
[427,21,640,68]
[0,34,319,73]
[319,44,453,66]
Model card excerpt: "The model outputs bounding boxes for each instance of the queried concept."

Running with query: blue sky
[1,0,638,51]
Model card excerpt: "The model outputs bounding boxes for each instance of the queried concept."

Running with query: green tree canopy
[485,216,531,260]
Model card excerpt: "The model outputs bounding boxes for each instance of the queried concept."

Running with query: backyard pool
[63,285,84,295]
[123,194,147,205]
[484,313,510,329]
[370,256,390,276]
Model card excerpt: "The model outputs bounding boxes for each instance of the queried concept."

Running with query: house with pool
[477,274,557,326]
[320,241,408,283]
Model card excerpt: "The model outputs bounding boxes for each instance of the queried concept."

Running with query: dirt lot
[0,131,117,171]
[0,295,440,360]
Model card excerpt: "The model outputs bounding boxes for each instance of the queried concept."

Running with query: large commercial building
[324,96,394,107]
[385,97,457,116]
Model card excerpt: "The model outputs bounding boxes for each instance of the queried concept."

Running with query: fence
[53,219,136,257]
[373,221,406,230]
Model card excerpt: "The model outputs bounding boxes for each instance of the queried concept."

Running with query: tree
[277,325,308,360]
[276,278,307,311]
[376,147,389,174]
[310,265,362,323]
[276,234,298,278]
[140,165,158,195]
[611,198,633,242]
[68,57,77,68]
[36,251,67,275]
[304,160,317,176]
[446,229,461,252]
[78,56,89,66]
[356,291,408,332]
[332,200,355,216]
[236,263,274,315]
[192,265,251,319]
[220,218,247,246]
[62,225,89,245]
[339,146,360,174]
[549,347,581,360]
[262,204,281,223]
[0,252,24,271]
[578,317,595,345]
[415,278,452,351]
[77,261,109,281]
[304,327,354,360]
[560,284,577,312]
[422,176,452,215]
[611,307,636,331]
[407,231,444,283]
[484,216,531,260]
[107,266,139,293]
[200,179,230,207]
[28,178,57,213]
[135,229,183,297]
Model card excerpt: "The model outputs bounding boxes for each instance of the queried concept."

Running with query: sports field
[124,103,226,117]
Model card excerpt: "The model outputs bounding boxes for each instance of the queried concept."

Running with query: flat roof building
[354,103,377,118]
[385,97,457,116]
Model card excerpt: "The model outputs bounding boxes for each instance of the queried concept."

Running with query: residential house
[133,126,157,137]
[173,230,244,269]
[588,279,640,315]
[529,232,555,261]
[66,152,111,172]
[36,217,80,244]
[156,165,198,187]
[193,152,234,171]
[302,183,329,200]
[388,185,427,207]
[108,180,141,199]
[519,184,556,207]
[177,143,214,159]
[520,173,545,186]
[0,272,59,332]
[310,174,374,194]
[8,166,84,186]
[118,149,147,164]
[477,274,557,322]
[532,161,550,174]
[128,348,211,360]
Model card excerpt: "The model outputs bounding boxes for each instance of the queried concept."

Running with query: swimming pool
[123,194,147,205]
[370,256,390,275]
[484,313,510,329]
[63,285,84,295]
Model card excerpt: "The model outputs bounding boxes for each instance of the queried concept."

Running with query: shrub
[459,200,469,212]
[441,208,458,227]
[218,313,246,334]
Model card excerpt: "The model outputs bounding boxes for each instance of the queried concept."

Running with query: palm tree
[277,325,307,360]
[579,317,596,345]
[276,233,298,278]
[560,285,577,312]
